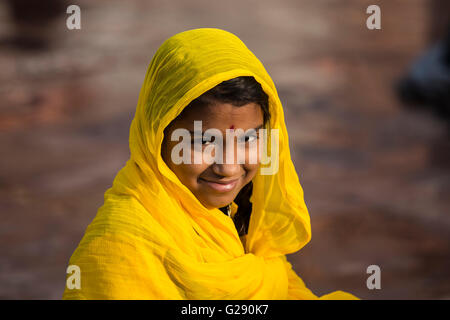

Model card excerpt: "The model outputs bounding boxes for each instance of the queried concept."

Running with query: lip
[199,178,240,192]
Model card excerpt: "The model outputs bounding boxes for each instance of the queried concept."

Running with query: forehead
[170,102,263,129]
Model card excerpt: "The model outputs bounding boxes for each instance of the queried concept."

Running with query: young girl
[63,28,358,300]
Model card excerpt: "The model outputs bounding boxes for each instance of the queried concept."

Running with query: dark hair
[187,76,271,126]
[187,76,269,236]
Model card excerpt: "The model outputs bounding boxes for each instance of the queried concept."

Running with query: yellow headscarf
[63,28,358,300]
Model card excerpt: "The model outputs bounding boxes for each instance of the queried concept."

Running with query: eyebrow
[188,124,264,135]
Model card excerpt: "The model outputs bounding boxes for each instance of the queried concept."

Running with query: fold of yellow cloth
[63,28,359,300]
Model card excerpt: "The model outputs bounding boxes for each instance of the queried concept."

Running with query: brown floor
[0,0,449,299]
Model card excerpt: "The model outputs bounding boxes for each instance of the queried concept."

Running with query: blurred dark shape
[396,28,450,121]
[429,0,450,43]
[3,0,67,51]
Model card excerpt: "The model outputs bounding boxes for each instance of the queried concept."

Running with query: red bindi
[229,125,235,130]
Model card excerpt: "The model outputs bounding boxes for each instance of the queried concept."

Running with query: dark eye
[202,137,214,145]
[192,135,215,146]
[238,134,258,144]
[245,134,258,143]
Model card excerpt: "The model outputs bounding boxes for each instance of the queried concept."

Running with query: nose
[208,137,246,177]
[211,162,243,178]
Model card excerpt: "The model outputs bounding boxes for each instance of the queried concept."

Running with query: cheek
[241,144,261,169]
[243,140,262,165]
[243,162,260,180]
[171,163,207,186]
[162,140,204,184]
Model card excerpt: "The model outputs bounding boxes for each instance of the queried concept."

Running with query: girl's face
[162,102,264,209]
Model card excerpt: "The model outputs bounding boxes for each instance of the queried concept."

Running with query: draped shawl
[63,28,358,300]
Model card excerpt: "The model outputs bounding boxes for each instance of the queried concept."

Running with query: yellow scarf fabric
[63,28,358,300]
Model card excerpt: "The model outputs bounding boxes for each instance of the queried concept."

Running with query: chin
[201,195,235,210]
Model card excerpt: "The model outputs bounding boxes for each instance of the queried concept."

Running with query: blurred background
[0,0,449,299]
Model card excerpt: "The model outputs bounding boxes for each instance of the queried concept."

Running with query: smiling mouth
[198,177,240,192]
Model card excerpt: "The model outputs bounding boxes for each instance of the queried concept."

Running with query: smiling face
[161,102,264,209]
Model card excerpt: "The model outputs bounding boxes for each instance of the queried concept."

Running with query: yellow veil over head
[63,28,358,300]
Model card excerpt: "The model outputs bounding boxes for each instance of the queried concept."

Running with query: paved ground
[0,0,449,299]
